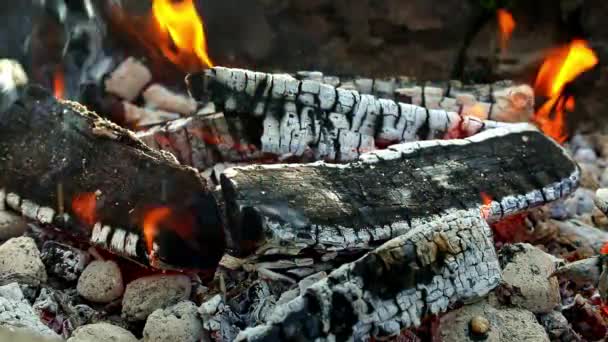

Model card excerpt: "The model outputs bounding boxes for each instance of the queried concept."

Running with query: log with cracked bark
[0,86,225,271]
[220,124,579,256]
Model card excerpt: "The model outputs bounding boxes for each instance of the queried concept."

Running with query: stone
[595,188,608,216]
[438,300,549,342]
[498,243,560,313]
[122,274,191,321]
[579,162,600,190]
[470,315,490,336]
[77,260,123,303]
[564,188,596,217]
[143,301,203,342]
[67,323,138,342]
[0,283,60,338]
[41,241,90,282]
[0,210,27,240]
[573,147,597,163]
[0,237,47,286]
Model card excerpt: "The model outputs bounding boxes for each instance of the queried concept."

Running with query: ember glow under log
[0,86,225,271]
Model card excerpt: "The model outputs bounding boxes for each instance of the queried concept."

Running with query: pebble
[0,210,27,241]
[41,241,90,282]
[143,301,203,342]
[122,274,191,321]
[67,322,138,342]
[0,282,60,338]
[470,315,490,336]
[0,236,47,286]
[438,300,549,342]
[594,188,608,215]
[77,260,124,303]
[498,243,561,313]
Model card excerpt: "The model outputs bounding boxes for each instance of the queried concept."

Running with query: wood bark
[220,124,580,256]
[0,86,225,271]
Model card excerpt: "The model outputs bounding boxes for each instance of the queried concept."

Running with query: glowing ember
[151,0,214,71]
[497,9,516,53]
[142,206,171,255]
[601,241,608,255]
[71,192,97,226]
[479,192,493,219]
[534,39,598,143]
[53,66,65,99]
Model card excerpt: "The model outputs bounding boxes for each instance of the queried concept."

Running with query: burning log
[0,86,224,271]
[220,124,580,256]
[186,67,534,163]
[142,83,198,116]
[235,209,502,341]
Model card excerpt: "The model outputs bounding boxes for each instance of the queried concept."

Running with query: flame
[151,0,214,71]
[480,192,493,219]
[143,207,172,255]
[71,192,97,226]
[53,66,65,99]
[534,39,598,143]
[497,9,516,53]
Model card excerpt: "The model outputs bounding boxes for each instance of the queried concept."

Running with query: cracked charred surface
[235,209,501,341]
[221,125,580,256]
[0,86,225,271]
[185,67,533,164]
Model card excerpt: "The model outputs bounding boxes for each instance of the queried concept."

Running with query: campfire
[0,1,607,341]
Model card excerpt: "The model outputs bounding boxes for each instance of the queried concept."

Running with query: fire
[53,66,65,99]
[142,206,171,255]
[497,9,516,53]
[71,192,97,226]
[480,192,493,219]
[151,0,214,71]
[534,39,598,143]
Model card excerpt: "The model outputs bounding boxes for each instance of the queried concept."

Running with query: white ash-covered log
[221,124,579,257]
[186,67,534,164]
[0,86,225,271]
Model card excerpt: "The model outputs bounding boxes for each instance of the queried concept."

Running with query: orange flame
[534,39,598,143]
[151,0,214,71]
[480,192,493,219]
[142,207,172,256]
[497,9,516,53]
[53,66,65,99]
[71,192,97,226]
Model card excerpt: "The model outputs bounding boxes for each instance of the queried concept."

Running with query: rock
[538,311,581,341]
[438,300,549,342]
[573,147,597,163]
[470,315,490,337]
[498,243,561,313]
[0,327,62,342]
[579,162,601,190]
[595,188,608,216]
[0,237,47,286]
[67,323,138,342]
[77,260,123,303]
[0,210,27,240]
[564,188,596,217]
[143,301,203,342]
[122,274,191,321]
[0,282,60,338]
[41,241,90,282]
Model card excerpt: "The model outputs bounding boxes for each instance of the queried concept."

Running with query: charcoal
[0,86,225,271]
[221,124,579,255]
[41,241,90,282]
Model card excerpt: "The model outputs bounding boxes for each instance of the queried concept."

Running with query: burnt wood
[0,86,225,271]
[221,124,579,256]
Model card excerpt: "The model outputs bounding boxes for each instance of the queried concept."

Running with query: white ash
[76,260,124,303]
[143,301,203,342]
[0,59,27,112]
[121,274,191,321]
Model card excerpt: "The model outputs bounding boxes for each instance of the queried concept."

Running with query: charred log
[0,86,225,271]
[220,124,579,256]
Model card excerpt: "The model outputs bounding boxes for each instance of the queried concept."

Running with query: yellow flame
[152,0,214,70]
[497,9,516,53]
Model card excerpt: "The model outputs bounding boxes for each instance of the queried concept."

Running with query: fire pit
[0,1,607,341]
